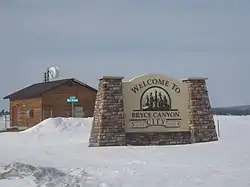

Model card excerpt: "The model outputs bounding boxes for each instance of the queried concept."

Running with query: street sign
[67,96,78,103]
[66,96,78,117]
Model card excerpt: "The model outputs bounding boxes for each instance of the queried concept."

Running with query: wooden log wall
[42,82,96,118]
[10,98,42,128]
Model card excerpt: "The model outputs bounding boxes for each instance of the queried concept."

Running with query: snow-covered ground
[0,116,249,187]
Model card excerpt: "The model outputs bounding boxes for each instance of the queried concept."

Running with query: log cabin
[3,78,97,130]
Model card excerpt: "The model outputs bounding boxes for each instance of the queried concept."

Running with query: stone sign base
[88,76,218,147]
[126,132,190,146]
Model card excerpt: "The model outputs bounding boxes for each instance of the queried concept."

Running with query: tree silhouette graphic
[141,87,171,111]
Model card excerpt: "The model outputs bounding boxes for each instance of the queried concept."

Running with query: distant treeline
[212,105,250,115]
[0,109,10,116]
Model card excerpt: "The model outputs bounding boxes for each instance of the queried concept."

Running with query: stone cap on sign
[182,77,208,81]
[99,76,124,80]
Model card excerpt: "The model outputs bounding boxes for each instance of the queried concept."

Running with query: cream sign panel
[123,74,189,132]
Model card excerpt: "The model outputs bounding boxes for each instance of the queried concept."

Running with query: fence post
[50,110,53,118]
[217,119,220,137]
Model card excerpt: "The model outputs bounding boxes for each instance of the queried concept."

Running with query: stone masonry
[126,132,190,146]
[182,77,218,143]
[88,76,126,146]
[89,75,218,147]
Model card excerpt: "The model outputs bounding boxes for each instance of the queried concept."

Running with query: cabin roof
[3,78,97,100]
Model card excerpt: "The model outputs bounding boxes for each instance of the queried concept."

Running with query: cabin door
[12,106,18,127]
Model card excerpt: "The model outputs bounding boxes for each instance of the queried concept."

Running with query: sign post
[4,114,7,130]
[66,96,78,117]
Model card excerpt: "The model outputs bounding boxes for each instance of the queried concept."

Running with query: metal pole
[4,114,7,129]
[72,102,74,117]
[217,120,220,137]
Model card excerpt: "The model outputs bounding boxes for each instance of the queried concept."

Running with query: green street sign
[67,96,78,103]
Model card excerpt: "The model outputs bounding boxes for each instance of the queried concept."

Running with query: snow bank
[24,117,91,134]
[21,117,93,143]
[0,117,93,145]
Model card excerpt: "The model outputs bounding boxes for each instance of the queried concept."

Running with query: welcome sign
[122,74,189,132]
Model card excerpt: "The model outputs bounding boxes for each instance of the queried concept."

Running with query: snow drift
[24,117,91,133]
[0,117,93,145]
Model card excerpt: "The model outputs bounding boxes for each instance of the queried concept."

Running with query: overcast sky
[0,0,250,109]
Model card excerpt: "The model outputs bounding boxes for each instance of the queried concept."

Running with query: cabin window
[26,109,34,118]
[29,110,34,118]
